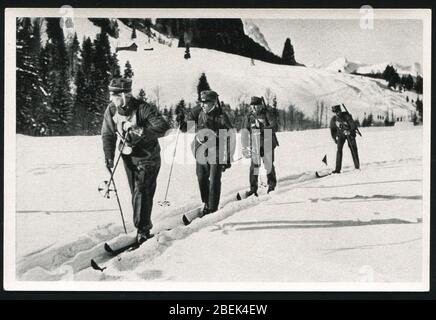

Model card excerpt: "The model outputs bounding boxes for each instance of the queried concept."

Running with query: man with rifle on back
[330,104,361,174]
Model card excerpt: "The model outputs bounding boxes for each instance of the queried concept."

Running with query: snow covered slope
[70,19,416,121]
[16,126,423,283]
[326,57,366,74]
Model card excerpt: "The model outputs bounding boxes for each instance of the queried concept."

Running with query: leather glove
[122,121,134,132]
[105,158,114,169]
[242,147,252,158]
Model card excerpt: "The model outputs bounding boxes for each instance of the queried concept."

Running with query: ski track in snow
[18,154,422,281]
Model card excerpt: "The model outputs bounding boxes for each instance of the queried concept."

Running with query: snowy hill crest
[326,56,422,77]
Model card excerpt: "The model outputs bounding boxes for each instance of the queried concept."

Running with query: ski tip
[104,243,114,254]
[182,215,190,226]
[90,259,106,272]
[90,259,98,269]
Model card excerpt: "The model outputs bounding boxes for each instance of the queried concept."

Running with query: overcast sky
[252,19,423,67]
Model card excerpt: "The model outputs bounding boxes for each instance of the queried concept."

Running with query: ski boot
[267,185,275,194]
[200,203,211,218]
[245,190,258,198]
[201,203,218,217]
[136,229,154,245]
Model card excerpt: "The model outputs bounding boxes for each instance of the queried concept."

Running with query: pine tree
[162,107,169,119]
[92,30,113,133]
[44,17,73,135]
[38,44,51,129]
[73,66,88,134]
[16,18,35,134]
[184,44,191,59]
[167,108,174,127]
[175,99,186,116]
[404,75,414,91]
[382,65,400,86]
[281,38,296,66]
[414,75,423,94]
[110,52,121,77]
[366,113,374,126]
[73,37,96,134]
[138,88,147,102]
[124,60,134,78]
[178,35,185,47]
[29,19,50,135]
[388,72,400,89]
[415,97,423,122]
[197,72,211,101]
[29,18,42,57]
[67,32,80,90]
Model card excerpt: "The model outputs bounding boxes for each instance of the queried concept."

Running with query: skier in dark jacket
[241,96,279,196]
[101,77,170,244]
[330,104,360,173]
[176,90,236,215]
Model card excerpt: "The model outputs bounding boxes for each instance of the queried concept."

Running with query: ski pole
[107,167,127,234]
[104,131,129,197]
[159,126,181,207]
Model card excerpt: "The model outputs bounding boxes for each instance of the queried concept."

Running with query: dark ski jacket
[180,105,235,164]
[101,97,170,162]
[330,111,357,142]
[241,106,279,152]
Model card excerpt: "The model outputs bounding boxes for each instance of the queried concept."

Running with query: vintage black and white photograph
[4,7,431,290]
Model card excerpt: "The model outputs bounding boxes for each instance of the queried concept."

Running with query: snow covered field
[14,126,425,286]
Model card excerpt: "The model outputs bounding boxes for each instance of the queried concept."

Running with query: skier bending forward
[330,104,360,174]
[101,77,170,244]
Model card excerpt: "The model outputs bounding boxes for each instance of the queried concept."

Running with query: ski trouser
[122,155,161,233]
[335,134,360,172]
[249,147,277,193]
[196,162,222,212]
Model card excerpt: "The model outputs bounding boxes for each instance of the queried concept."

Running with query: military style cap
[108,77,132,94]
[331,104,341,113]
[200,90,218,102]
[250,96,263,105]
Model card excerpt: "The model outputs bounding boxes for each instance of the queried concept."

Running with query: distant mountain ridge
[242,19,272,52]
[88,18,306,66]
[153,18,284,64]
[326,56,422,77]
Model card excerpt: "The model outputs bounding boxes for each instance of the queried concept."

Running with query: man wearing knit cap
[101,77,170,244]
